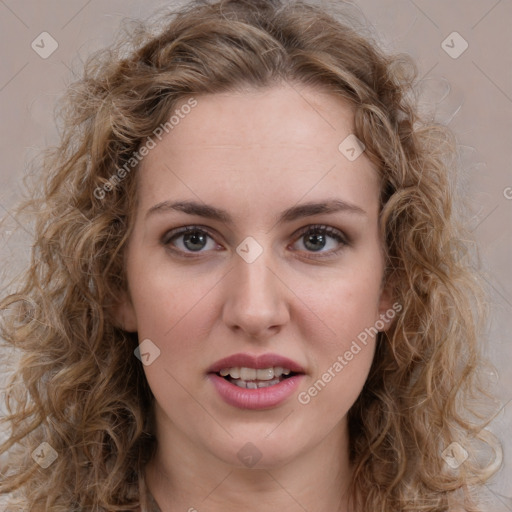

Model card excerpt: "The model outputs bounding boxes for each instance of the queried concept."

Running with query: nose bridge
[222,241,289,336]
[237,252,275,302]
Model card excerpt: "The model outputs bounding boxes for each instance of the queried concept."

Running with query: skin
[116,83,393,512]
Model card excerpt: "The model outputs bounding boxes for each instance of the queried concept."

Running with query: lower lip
[208,373,304,410]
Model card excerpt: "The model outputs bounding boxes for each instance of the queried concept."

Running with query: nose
[221,248,290,340]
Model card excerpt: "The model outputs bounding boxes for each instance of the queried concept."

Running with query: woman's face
[117,84,392,469]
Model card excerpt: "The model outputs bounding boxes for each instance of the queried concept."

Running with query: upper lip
[208,353,306,374]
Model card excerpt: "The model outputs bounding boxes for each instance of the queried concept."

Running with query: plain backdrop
[0,0,510,508]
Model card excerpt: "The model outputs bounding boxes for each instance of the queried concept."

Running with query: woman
[0,0,502,510]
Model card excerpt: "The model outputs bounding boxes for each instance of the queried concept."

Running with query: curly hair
[0,0,502,510]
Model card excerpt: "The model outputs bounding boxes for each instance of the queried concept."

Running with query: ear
[376,277,397,332]
[111,290,138,333]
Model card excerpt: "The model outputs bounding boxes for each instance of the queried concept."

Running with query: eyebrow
[146,198,366,226]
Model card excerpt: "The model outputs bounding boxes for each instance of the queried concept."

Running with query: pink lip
[208,373,305,410]
[207,352,306,410]
[207,352,306,374]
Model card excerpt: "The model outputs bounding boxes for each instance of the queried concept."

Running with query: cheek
[131,265,220,401]
[124,256,223,393]
[128,254,220,337]
[305,281,380,371]
[296,278,380,419]
[302,259,384,348]
[293,254,383,404]
[299,344,376,430]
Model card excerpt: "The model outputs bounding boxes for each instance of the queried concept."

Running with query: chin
[205,429,309,470]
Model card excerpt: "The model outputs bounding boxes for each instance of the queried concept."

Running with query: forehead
[136,84,380,218]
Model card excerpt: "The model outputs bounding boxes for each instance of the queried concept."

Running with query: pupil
[184,232,207,251]
[305,233,326,252]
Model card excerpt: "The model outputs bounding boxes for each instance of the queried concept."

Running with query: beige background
[0,0,510,508]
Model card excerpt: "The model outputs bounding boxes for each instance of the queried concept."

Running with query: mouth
[207,353,306,410]
[214,366,300,389]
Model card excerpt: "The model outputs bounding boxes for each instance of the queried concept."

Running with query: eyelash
[161,224,349,259]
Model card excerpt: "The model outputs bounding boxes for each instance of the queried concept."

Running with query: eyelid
[293,224,349,245]
[289,224,350,259]
[161,225,218,246]
[161,224,350,257]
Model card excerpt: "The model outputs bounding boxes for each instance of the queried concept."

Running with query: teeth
[218,366,292,380]
[240,367,257,380]
[233,378,281,389]
[256,368,274,381]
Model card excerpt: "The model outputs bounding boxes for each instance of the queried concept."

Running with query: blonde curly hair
[0,0,502,510]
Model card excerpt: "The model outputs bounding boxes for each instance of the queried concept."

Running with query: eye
[290,225,348,257]
[161,226,221,254]
[161,224,349,258]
